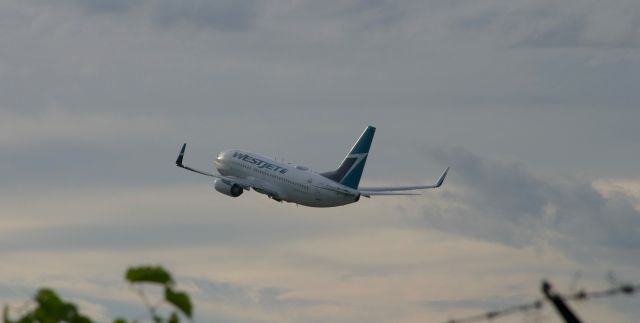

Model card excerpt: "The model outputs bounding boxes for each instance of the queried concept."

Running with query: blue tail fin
[321,126,375,189]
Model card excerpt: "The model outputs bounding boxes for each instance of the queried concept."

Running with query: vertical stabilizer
[321,126,376,189]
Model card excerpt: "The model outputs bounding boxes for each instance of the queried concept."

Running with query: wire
[445,284,639,323]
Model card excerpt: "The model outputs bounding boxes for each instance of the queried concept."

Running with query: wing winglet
[434,166,450,188]
[175,143,217,178]
[176,143,186,166]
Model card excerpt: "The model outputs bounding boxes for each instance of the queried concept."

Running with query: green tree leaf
[4,266,194,323]
[19,288,94,323]
[164,287,192,318]
[168,312,180,323]
[34,288,75,321]
[126,266,174,286]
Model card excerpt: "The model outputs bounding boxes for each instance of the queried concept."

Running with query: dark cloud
[511,15,592,49]
[339,0,406,28]
[69,0,142,14]
[421,147,640,264]
[454,1,640,49]
[61,0,258,31]
[509,14,640,50]
[152,0,257,31]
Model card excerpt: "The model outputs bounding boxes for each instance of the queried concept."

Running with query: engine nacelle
[214,179,243,197]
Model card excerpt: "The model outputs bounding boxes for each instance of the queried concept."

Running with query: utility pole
[542,280,583,323]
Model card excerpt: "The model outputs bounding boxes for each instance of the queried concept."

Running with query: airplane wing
[359,191,421,196]
[176,143,288,199]
[176,143,257,192]
[358,167,449,196]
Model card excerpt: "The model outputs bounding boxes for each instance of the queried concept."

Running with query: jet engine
[214,179,243,197]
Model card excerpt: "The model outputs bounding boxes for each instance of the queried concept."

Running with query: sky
[1,0,640,322]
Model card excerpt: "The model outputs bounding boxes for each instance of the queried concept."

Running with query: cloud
[0,109,173,149]
[152,0,258,31]
[421,147,640,265]
[60,0,258,31]
[454,0,640,49]
[2,1,640,322]
[193,279,338,309]
[68,0,142,14]
[0,183,392,252]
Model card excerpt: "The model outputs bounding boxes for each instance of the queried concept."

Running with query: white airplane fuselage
[214,149,360,207]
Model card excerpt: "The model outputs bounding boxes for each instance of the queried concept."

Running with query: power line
[445,282,640,323]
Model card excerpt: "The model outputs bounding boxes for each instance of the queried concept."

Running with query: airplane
[176,126,449,208]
